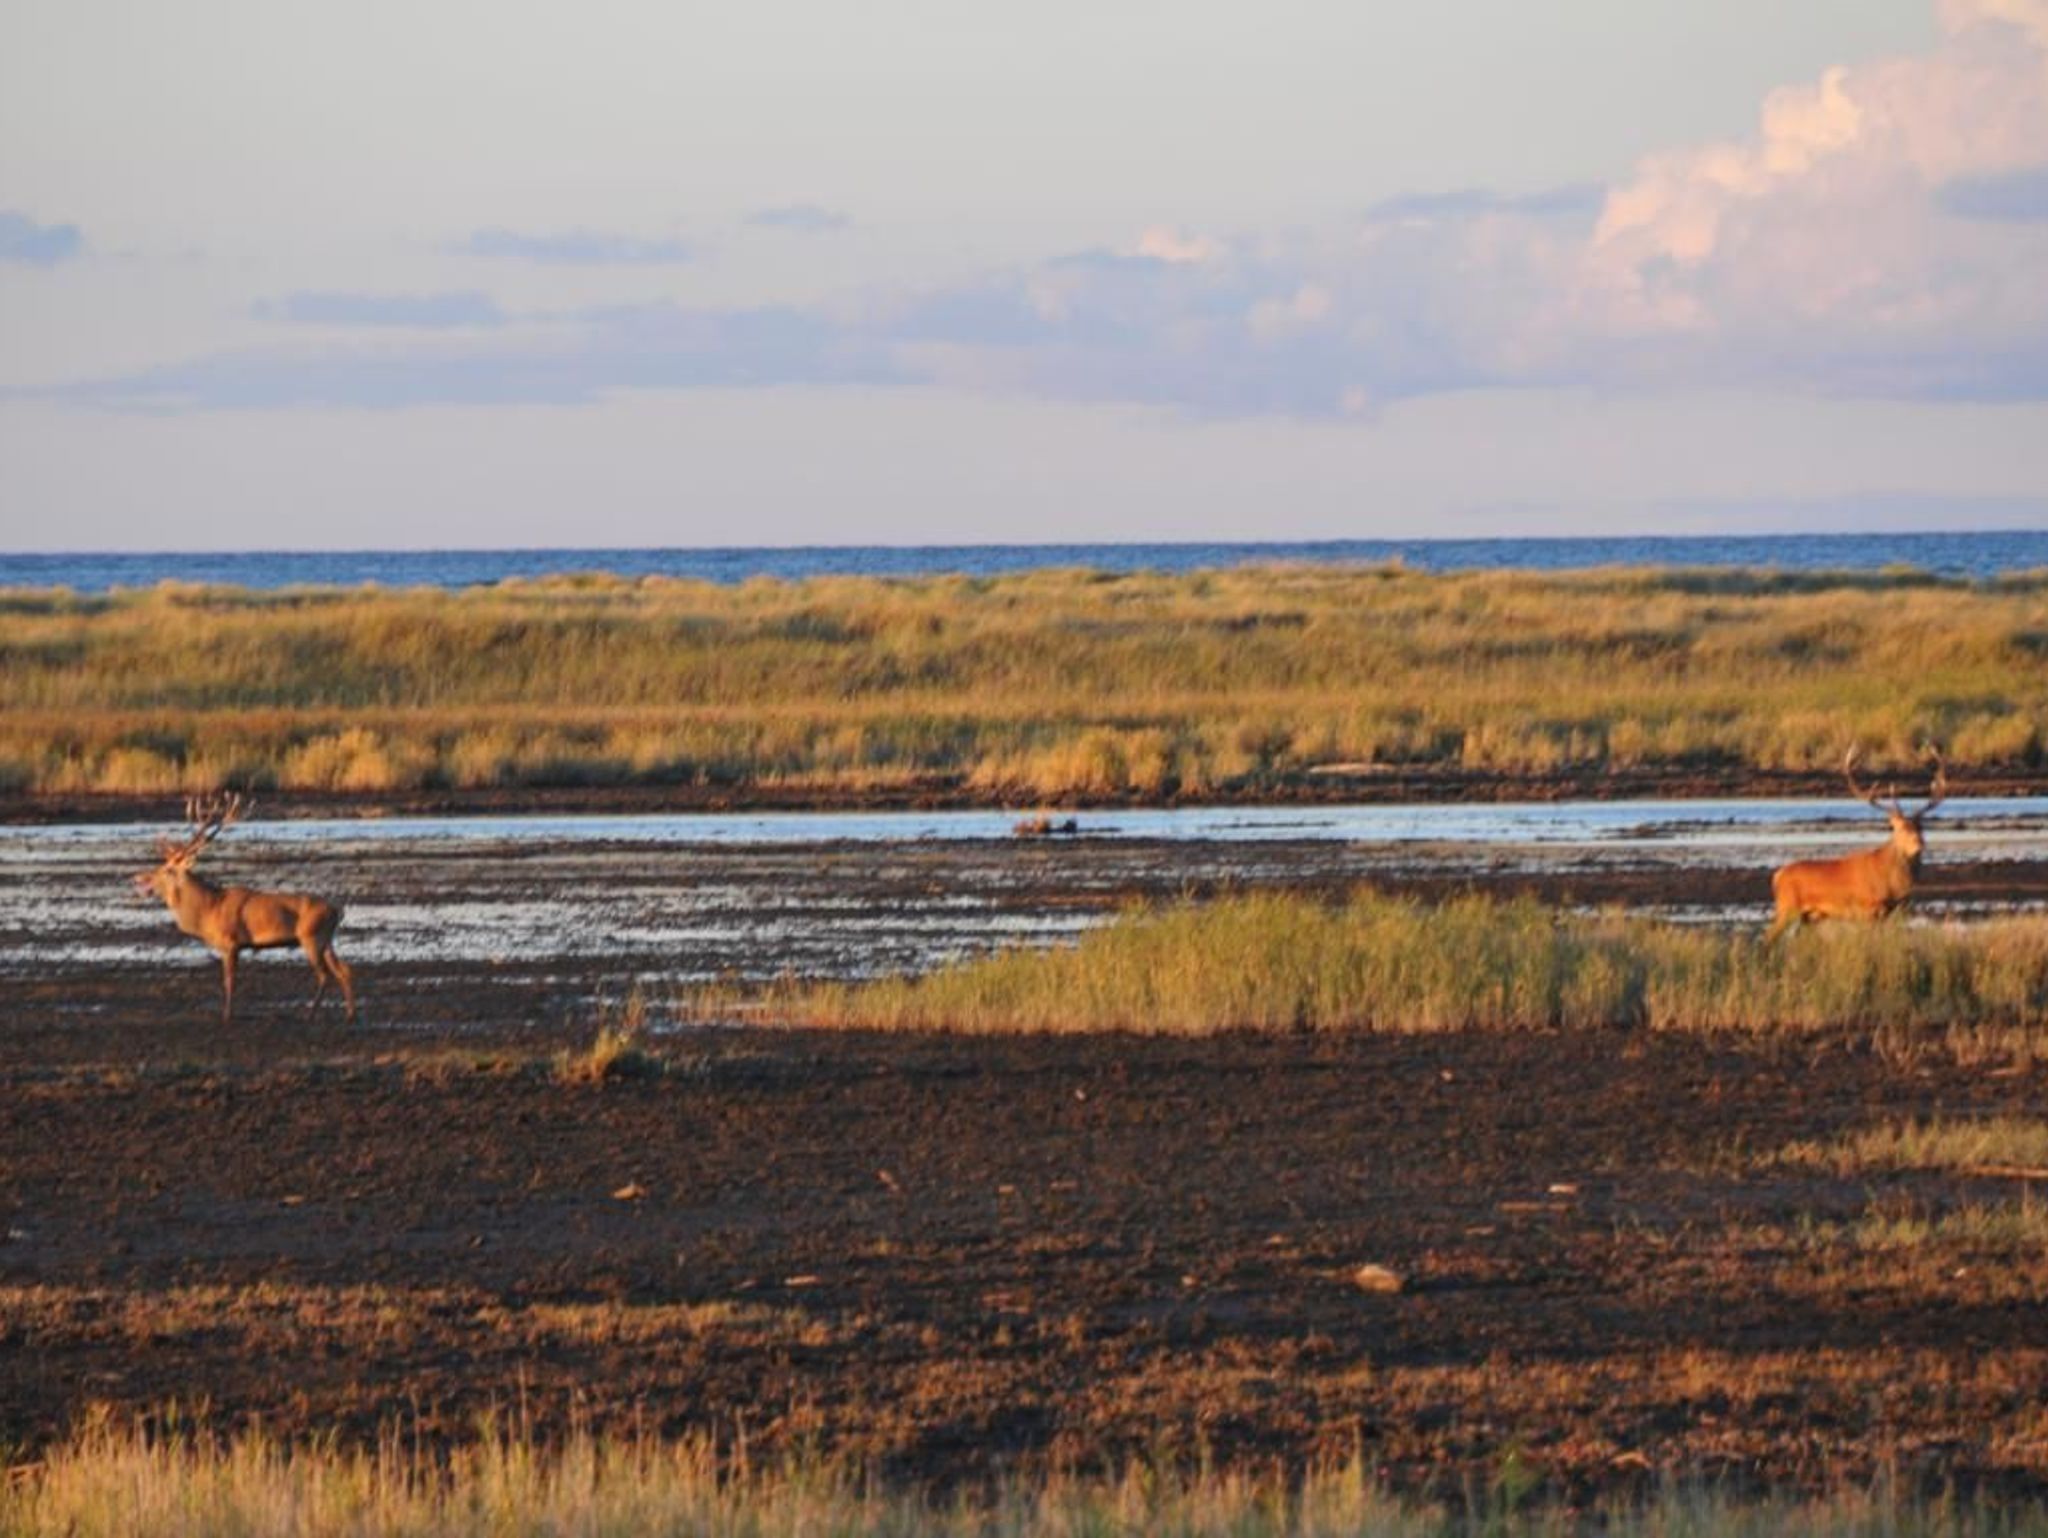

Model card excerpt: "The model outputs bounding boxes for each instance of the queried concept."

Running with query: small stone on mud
[1353,1264,1404,1294]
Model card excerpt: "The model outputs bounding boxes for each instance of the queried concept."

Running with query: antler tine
[1918,742,1948,818]
[161,794,210,867]
[168,790,246,866]
[1841,747,1884,810]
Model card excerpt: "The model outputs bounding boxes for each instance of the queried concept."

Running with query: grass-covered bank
[1,564,2044,800]
[708,892,2048,1053]
[8,1420,2045,1538]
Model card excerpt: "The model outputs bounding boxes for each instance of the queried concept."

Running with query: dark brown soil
[6,955,2048,1502]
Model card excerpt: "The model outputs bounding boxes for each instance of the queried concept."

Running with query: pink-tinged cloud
[1574,0,2048,383]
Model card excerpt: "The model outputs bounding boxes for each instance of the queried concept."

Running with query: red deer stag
[1766,746,1947,942]
[133,794,356,1022]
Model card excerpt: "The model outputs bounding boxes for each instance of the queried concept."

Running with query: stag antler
[165,792,248,869]
[1915,743,1948,819]
[1841,748,1886,810]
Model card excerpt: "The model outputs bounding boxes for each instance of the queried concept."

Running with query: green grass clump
[1775,1118,2048,1176]
[734,892,2048,1050]
[1846,1198,2048,1254]
[1,563,2043,798]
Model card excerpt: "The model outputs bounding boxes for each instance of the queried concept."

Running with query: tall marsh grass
[1,565,2042,797]
[734,893,2048,1052]
[6,1419,2042,1537]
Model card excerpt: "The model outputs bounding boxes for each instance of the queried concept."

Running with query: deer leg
[219,947,238,1024]
[324,946,356,1024]
[301,933,330,1012]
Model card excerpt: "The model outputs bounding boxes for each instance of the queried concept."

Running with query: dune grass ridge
[1,564,2043,798]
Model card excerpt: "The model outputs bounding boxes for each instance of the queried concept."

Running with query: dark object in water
[1013,814,1080,838]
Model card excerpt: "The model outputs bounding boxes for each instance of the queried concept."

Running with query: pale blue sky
[3,0,2045,549]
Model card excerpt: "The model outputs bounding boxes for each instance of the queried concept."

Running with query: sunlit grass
[710,892,2048,1055]
[1,564,2042,796]
[1845,1197,2048,1254]
[1774,1118,2048,1176]
[7,1418,2046,1537]
[550,991,663,1085]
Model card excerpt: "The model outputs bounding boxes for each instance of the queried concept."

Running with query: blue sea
[2,531,2044,591]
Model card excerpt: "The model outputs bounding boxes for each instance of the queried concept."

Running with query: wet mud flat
[6,835,2048,1501]
[7,824,2048,1023]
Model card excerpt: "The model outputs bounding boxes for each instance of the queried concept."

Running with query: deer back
[218,885,337,947]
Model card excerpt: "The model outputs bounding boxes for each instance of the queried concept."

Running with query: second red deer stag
[133,794,356,1023]
[1766,746,1947,942]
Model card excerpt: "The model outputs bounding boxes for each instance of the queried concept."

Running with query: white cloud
[260,292,505,328]
[461,228,692,265]
[1134,227,1219,265]
[41,1,2048,416]
[1574,0,2048,385]
[747,204,851,232]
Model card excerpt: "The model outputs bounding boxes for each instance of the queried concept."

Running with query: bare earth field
[5,838,2048,1504]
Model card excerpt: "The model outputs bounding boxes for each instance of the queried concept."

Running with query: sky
[3,0,2046,550]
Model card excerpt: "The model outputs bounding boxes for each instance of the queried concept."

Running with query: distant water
[3,531,2045,591]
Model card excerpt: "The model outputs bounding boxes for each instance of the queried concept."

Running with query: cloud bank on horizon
[37,0,2048,418]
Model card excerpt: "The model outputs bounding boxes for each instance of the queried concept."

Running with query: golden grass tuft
[551,993,662,1085]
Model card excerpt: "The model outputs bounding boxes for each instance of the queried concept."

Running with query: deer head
[1843,745,1946,864]
[132,793,247,902]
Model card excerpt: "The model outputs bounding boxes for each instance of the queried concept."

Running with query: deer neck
[165,870,226,936]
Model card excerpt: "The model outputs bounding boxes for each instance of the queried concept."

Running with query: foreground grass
[712,893,2048,1053]
[8,1423,2047,1538]
[1,564,2043,797]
